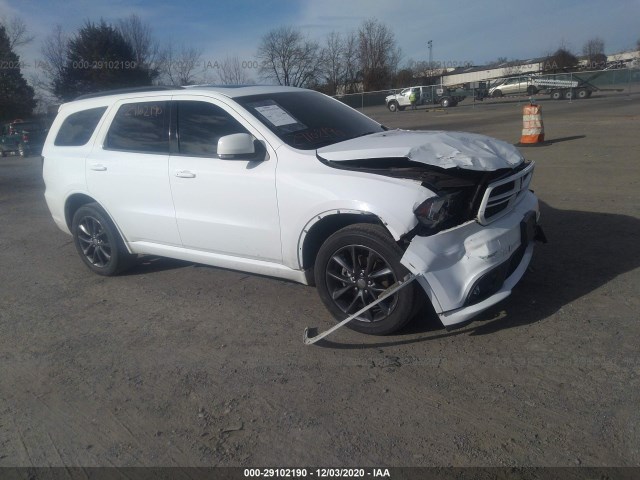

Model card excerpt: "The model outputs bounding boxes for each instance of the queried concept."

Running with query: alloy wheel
[76,215,112,268]
[325,244,398,322]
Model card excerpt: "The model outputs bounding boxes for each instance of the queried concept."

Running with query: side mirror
[217,133,260,160]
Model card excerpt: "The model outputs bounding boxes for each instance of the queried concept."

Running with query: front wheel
[440,97,451,108]
[387,101,398,112]
[314,224,416,335]
[71,203,135,276]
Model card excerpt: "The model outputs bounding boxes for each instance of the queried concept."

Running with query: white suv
[43,85,544,335]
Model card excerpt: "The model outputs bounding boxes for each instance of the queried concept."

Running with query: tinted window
[54,107,106,147]
[105,102,168,153]
[235,91,385,150]
[177,101,249,156]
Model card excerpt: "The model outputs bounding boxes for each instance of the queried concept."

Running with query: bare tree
[342,31,360,94]
[38,25,69,95]
[117,14,159,75]
[257,26,320,87]
[491,57,508,67]
[582,37,606,68]
[393,67,414,88]
[542,48,579,72]
[406,60,442,85]
[217,56,253,85]
[1,16,35,49]
[320,31,345,95]
[357,18,401,91]
[158,44,203,86]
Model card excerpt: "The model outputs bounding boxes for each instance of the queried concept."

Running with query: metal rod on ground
[303,273,419,345]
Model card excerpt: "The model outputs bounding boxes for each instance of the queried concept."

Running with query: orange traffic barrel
[520,104,545,144]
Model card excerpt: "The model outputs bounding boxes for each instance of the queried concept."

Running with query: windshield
[235,91,385,150]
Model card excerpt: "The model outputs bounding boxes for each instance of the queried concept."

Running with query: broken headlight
[414,191,468,234]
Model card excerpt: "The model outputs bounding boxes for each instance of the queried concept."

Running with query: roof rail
[73,85,183,101]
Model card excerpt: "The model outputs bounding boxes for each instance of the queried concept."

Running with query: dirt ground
[0,93,638,468]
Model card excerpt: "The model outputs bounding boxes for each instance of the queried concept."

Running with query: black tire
[550,90,563,100]
[440,97,451,108]
[71,203,135,276]
[314,224,416,335]
[492,89,503,98]
[526,85,538,95]
[576,88,589,99]
[564,89,574,100]
[388,101,398,112]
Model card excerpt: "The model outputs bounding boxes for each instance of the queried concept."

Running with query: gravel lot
[1,93,638,468]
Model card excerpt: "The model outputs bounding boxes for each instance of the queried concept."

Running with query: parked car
[385,85,459,111]
[0,119,48,157]
[43,85,544,335]
[489,77,539,97]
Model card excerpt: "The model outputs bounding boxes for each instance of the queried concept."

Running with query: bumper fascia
[401,191,540,327]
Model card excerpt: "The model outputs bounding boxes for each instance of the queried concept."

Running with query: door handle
[175,170,196,178]
[90,164,107,171]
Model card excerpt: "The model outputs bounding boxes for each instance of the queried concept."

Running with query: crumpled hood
[317,129,524,171]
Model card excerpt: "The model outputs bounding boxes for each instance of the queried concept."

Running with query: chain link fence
[334,68,640,112]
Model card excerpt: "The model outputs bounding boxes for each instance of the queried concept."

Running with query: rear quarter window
[54,107,107,146]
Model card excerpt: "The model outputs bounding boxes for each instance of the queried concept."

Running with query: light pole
[427,40,433,70]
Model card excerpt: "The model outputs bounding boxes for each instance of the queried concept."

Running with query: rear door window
[105,101,169,154]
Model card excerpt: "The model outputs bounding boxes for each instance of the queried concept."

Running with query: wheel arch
[64,194,132,253]
[298,210,398,284]
[64,193,96,230]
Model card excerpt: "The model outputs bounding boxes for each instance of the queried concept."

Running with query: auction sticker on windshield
[254,104,298,126]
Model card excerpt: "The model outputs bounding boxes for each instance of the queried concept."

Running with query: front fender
[295,206,416,270]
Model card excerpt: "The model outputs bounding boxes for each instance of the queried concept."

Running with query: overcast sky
[2,0,639,81]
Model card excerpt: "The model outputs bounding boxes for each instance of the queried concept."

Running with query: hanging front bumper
[400,190,543,327]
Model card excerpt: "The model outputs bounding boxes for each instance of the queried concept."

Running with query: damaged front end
[316,130,547,327]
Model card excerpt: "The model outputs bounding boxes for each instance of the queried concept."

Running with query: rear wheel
[576,88,589,99]
[314,224,416,335]
[71,203,135,276]
[564,89,574,100]
[550,90,563,100]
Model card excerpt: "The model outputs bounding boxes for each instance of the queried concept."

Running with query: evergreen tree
[54,20,153,101]
[0,25,36,121]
